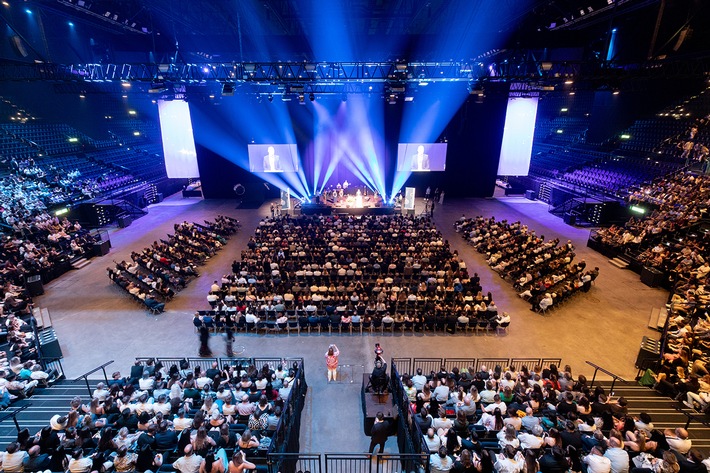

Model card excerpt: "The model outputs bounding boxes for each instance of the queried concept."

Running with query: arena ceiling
[8,0,709,65]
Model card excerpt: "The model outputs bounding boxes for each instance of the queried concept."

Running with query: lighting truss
[1,56,708,95]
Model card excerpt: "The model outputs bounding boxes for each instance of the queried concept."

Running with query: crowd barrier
[390,357,563,375]
[266,452,429,473]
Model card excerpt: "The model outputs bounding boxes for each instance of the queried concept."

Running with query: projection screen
[158,100,200,178]
[497,96,539,176]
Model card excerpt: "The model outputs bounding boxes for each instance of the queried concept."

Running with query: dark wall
[400,90,508,198]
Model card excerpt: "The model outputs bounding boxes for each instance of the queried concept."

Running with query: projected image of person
[411,145,430,171]
[263,146,282,172]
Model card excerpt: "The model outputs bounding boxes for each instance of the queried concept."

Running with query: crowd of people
[591,172,710,395]
[397,362,707,473]
[108,217,239,313]
[454,217,598,313]
[0,357,297,473]
[194,213,510,338]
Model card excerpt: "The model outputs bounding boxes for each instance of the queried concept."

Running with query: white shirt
[584,454,612,473]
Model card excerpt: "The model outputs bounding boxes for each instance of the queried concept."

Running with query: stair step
[72,258,92,269]
[608,258,629,269]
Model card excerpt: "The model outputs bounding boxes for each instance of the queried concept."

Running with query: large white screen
[248,144,299,173]
[158,100,200,178]
[396,143,447,172]
[497,96,539,176]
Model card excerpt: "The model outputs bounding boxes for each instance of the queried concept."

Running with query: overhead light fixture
[341,94,347,102]
[564,80,574,85]
[404,96,414,102]
[309,93,315,102]
[304,63,316,72]
[298,93,305,104]
[221,82,235,96]
[128,110,137,115]
[267,94,273,103]
[395,61,407,71]
[149,81,167,93]
[612,90,620,95]
[388,94,397,104]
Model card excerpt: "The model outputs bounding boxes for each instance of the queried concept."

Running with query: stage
[300,187,399,215]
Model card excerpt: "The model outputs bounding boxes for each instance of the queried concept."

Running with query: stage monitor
[396,143,447,172]
[497,96,539,176]
[248,144,299,173]
[158,100,200,178]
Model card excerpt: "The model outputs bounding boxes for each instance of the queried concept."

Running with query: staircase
[608,255,631,269]
[0,379,101,443]
[550,197,584,218]
[596,380,710,454]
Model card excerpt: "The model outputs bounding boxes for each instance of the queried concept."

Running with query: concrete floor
[35,189,667,454]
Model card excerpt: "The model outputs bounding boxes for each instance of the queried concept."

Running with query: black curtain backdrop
[402,89,508,198]
[194,91,508,200]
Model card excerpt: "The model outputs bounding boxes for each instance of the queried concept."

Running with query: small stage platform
[361,374,397,436]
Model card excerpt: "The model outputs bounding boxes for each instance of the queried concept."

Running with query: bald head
[184,444,193,456]
[609,437,621,448]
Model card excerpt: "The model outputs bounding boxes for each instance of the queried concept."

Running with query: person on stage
[262,146,281,172]
[370,358,388,393]
[325,344,340,382]
[411,145,430,171]
[355,189,363,208]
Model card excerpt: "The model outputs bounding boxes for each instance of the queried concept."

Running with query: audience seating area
[108,216,240,313]
[390,358,710,473]
[0,356,306,473]
[455,216,598,313]
[192,214,511,338]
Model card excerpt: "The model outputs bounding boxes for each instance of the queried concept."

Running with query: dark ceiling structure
[0,0,707,97]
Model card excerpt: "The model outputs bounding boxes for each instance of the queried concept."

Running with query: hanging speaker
[10,35,28,58]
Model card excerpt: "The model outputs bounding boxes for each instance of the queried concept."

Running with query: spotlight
[341,94,347,102]
[267,94,273,103]
[612,89,620,95]
[387,94,397,105]
[309,93,315,102]
[298,93,305,104]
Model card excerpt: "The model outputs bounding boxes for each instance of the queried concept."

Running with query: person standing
[369,412,390,454]
[325,344,340,382]
[199,324,212,357]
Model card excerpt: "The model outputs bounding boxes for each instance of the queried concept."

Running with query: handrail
[674,405,710,431]
[0,403,32,432]
[585,361,626,394]
[40,356,65,380]
[72,360,114,396]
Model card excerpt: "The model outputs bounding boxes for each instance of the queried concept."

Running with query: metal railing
[386,357,564,377]
[586,361,626,394]
[0,404,32,433]
[267,453,430,473]
[72,360,114,396]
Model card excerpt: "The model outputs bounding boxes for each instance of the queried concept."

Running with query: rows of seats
[0,356,304,473]
[393,360,704,473]
[196,214,511,342]
[193,307,510,336]
[455,216,597,313]
[560,156,682,193]
[109,217,239,311]
[1,123,88,156]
